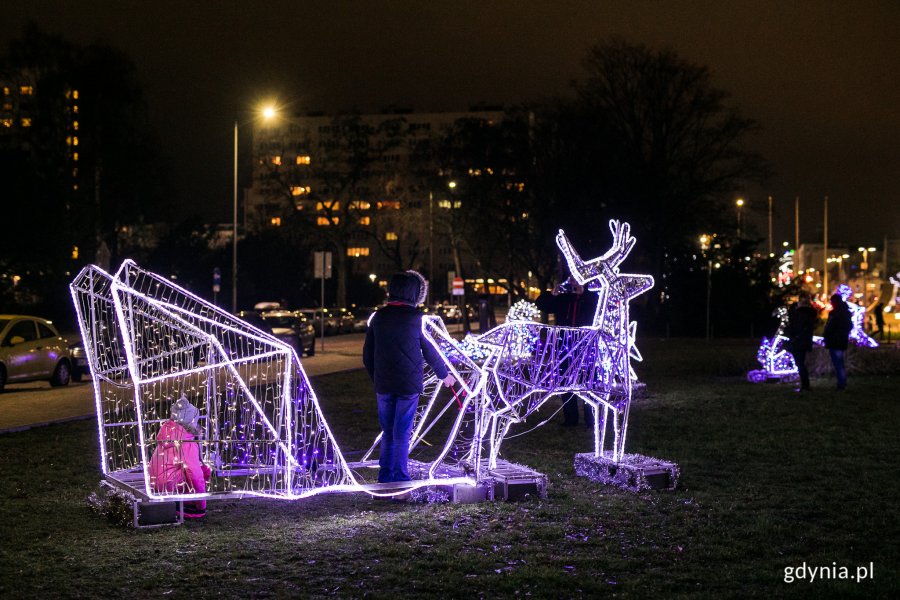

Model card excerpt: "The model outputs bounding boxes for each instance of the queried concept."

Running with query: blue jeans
[829,349,847,389]
[377,393,419,483]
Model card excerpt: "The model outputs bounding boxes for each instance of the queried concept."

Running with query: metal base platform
[349,459,548,503]
[747,369,799,384]
[574,452,679,492]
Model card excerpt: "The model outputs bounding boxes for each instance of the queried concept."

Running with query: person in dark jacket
[823,293,852,390]
[535,277,599,426]
[363,270,455,484]
[785,292,818,392]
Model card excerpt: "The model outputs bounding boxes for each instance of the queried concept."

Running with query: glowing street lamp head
[261,105,278,121]
[736,198,745,207]
[448,181,457,189]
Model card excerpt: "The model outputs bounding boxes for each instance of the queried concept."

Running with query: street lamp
[232,103,279,313]
[859,246,877,302]
[736,198,745,238]
[700,234,712,340]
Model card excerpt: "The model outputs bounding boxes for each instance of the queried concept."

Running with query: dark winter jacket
[785,304,818,352]
[363,303,449,395]
[535,290,599,327]
[823,299,852,351]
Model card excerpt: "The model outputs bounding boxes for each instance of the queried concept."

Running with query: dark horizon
[3,1,898,248]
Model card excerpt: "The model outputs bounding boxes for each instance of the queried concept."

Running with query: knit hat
[388,270,428,305]
[170,395,200,434]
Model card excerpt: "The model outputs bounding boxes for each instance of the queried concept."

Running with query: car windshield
[263,316,295,328]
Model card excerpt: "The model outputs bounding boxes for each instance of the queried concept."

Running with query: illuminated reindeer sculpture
[382,221,676,490]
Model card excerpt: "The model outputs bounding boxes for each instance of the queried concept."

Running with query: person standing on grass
[536,277,599,427]
[363,270,456,485]
[785,292,818,392]
[823,292,852,390]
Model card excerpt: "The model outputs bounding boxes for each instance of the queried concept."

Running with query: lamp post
[700,234,712,340]
[859,246,876,302]
[232,104,279,313]
[736,198,745,238]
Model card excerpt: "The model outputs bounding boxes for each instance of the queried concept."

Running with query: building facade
[244,107,509,300]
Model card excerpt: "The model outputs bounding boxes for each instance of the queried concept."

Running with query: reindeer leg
[487,413,514,470]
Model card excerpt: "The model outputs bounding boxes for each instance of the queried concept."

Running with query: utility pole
[767,195,773,255]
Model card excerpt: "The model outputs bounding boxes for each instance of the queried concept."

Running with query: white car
[0,315,73,392]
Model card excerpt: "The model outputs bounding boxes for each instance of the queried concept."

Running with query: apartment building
[244,107,507,298]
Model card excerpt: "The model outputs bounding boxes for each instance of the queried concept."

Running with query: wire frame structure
[70,260,355,500]
[364,221,654,479]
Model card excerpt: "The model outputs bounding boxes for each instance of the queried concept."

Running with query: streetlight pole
[232,119,238,313]
[767,195,773,255]
[859,246,876,302]
[736,198,745,239]
[231,104,279,314]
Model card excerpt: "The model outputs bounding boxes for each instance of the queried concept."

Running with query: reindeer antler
[604,220,636,271]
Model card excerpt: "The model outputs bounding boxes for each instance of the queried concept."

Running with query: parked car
[236,310,316,357]
[330,308,355,333]
[68,339,89,382]
[261,310,316,357]
[0,315,73,392]
[298,309,338,336]
[351,307,377,332]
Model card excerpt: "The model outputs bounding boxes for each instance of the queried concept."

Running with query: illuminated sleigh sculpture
[363,221,679,492]
[70,261,473,521]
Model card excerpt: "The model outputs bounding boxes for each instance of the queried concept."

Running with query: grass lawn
[0,338,897,598]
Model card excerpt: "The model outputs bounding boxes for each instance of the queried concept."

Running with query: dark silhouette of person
[535,277,599,426]
[823,293,852,390]
[477,293,497,333]
[873,299,885,339]
[785,292,818,392]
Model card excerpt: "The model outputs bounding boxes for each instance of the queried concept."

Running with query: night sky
[3,1,898,247]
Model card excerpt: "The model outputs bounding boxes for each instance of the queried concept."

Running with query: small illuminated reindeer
[403,221,654,479]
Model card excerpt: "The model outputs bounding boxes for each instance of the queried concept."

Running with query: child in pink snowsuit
[149,396,211,518]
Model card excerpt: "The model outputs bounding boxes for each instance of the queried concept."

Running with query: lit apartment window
[20,85,34,95]
[2,103,11,111]
[73,121,79,130]
[71,246,79,260]
[272,155,282,166]
[271,217,282,227]
[2,87,9,96]
[317,216,339,226]
[296,155,311,165]
[73,105,78,114]
[349,201,371,210]
[386,232,398,241]
[347,247,370,257]
[359,216,371,225]
[290,186,311,196]
[377,200,400,210]
[453,201,462,209]
[316,201,339,211]
[21,118,31,127]
[73,152,79,161]
[72,136,78,146]
[73,90,79,99]
[438,199,452,209]
[1,118,12,128]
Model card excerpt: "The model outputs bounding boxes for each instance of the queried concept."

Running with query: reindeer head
[556,220,654,304]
